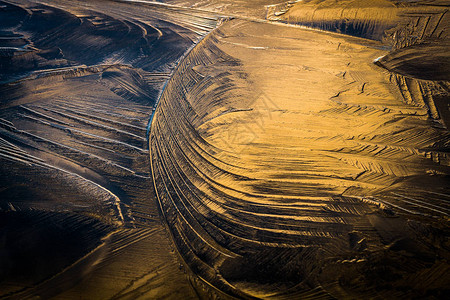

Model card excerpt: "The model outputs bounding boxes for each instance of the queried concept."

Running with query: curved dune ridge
[150,16,449,299]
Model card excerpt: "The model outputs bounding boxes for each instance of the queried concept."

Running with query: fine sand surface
[1,0,449,299]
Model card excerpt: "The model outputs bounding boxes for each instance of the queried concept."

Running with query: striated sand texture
[1,0,449,299]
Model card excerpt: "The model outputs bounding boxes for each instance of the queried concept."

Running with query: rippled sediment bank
[150,16,449,299]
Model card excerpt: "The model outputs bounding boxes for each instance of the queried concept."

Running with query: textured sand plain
[1,0,449,299]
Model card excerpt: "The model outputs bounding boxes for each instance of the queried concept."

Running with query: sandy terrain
[151,15,449,298]
[1,0,449,299]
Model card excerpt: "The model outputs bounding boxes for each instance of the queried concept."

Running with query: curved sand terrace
[150,16,449,298]
[1,0,449,299]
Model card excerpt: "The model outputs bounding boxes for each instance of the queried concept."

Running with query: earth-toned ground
[1,0,449,299]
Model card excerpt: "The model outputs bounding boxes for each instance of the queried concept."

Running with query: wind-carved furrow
[19,112,148,160]
[371,4,449,129]
[154,127,342,246]
[0,140,126,225]
[150,17,450,299]
[51,99,152,122]
[266,1,449,131]
[391,192,450,216]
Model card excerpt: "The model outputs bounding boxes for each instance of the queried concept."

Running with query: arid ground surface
[0,0,449,299]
